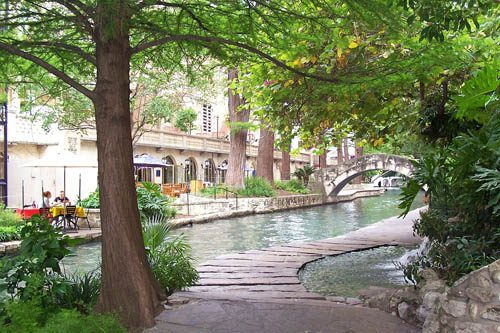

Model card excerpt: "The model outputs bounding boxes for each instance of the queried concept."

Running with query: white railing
[82,129,310,163]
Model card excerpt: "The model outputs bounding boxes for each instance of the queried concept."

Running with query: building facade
[2,88,312,207]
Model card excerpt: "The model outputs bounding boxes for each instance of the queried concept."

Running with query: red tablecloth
[14,208,41,219]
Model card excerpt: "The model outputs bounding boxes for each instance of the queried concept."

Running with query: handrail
[212,186,238,210]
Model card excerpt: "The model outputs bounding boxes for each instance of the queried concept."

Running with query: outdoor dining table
[50,206,85,218]
[14,207,40,219]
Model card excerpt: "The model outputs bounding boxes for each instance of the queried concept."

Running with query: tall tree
[0,1,344,329]
[281,143,291,180]
[225,69,250,188]
[256,123,275,183]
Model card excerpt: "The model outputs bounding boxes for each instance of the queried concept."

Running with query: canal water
[61,190,423,276]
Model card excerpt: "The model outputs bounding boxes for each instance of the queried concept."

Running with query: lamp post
[215,115,219,139]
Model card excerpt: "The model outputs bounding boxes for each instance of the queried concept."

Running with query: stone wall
[363,260,500,333]
[422,259,500,333]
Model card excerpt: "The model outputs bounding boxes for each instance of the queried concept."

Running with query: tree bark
[281,144,291,180]
[352,144,364,184]
[319,151,327,168]
[337,143,343,164]
[256,123,274,183]
[343,138,349,161]
[93,5,164,330]
[225,68,250,188]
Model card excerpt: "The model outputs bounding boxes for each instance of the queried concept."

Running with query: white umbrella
[23,155,98,203]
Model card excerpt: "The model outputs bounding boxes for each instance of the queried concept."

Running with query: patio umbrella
[23,155,98,204]
[133,153,171,168]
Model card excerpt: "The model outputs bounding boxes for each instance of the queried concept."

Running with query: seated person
[40,191,52,208]
[53,190,71,206]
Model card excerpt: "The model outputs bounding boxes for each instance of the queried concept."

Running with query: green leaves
[454,63,499,123]
[174,107,197,133]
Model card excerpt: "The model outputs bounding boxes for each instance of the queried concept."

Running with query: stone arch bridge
[316,154,414,197]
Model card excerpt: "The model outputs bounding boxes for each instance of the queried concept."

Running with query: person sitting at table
[54,190,71,206]
[40,191,52,208]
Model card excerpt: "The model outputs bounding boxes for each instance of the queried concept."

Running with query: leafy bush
[400,110,500,284]
[237,177,275,197]
[142,215,198,296]
[0,204,22,227]
[275,179,310,194]
[78,188,100,209]
[57,271,101,314]
[1,302,126,333]
[0,226,21,242]
[199,185,229,197]
[136,182,176,220]
[293,165,315,186]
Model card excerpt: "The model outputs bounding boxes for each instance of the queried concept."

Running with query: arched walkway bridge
[316,154,414,196]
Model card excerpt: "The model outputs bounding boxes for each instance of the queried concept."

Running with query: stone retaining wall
[423,259,500,333]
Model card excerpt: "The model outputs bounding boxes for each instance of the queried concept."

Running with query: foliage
[0,226,21,242]
[399,110,500,284]
[237,177,275,198]
[275,179,310,194]
[56,271,101,314]
[0,216,82,305]
[142,215,198,296]
[0,205,22,227]
[453,63,500,123]
[293,165,315,187]
[136,182,176,221]
[199,185,229,198]
[2,303,126,333]
[174,107,197,133]
[77,188,100,209]
[395,0,496,41]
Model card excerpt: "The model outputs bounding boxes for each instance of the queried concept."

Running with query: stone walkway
[149,208,425,332]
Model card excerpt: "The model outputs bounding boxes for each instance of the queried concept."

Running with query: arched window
[218,160,228,184]
[162,155,176,184]
[203,159,216,183]
[184,157,197,182]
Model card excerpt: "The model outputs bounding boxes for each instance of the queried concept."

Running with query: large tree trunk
[352,144,364,184]
[281,144,291,181]
[256,123,274,183]
[343,138,349,161]
[319,151,327,168]
[225,68,250,188]
[93,7,164,329]
[337,142,343,164]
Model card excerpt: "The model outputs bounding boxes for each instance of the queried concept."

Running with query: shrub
[0,226,21,242]
[136,182,176,220]
[275,179,310,194]
[0,216,82,307]
[0,204,22,227]
[1,302,126,333]
[142,215,198,296]
[238,177,275,197]
[399,110,500,284]
[78,188,100,209]
[199,185,229,197]
[57,271,101,314]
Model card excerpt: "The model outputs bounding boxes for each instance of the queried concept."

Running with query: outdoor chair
[39,207,52,222]
[63,205,79,231]
[75,207,92,230]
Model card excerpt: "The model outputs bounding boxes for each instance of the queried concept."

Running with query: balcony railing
[82,129,311,163]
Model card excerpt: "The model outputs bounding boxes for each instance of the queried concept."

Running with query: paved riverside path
[148,208,425,333]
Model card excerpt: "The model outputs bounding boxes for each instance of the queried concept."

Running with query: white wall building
[2,86,312,208]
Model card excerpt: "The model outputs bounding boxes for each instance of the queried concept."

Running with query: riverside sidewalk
[147,207,425,333]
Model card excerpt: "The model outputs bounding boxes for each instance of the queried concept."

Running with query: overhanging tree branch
[0,41,95,99]
[132,34,340,83]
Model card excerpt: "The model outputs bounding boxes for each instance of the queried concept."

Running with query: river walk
[148,207,425,333]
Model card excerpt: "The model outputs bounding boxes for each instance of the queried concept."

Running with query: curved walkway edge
[149,207,426,333]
